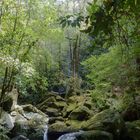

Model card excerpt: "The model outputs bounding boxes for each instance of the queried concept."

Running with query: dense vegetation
[0,0,140,140]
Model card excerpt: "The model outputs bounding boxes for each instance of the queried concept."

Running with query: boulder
[22,104,47,116]
[77,130,113,140]
[46,108,60,117]
[56,130,113,140]
[55,101,67,108]
[37,96,56,111]
[62,103,77,117]
[122,96,140,121]
[0,108,14,130]
[10,104,49,140]
[83,109,124,139]
[38,99,67,111]
[37,93,66,111]
[65,120,85,130]
[125,120,140,140]
[84,101,93,109]
[49,121,68,132]
[68,95,86,104]
[69,106,92,121]
[49,116,64,124]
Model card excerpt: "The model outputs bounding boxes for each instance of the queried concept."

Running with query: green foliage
[83,46,119,91]
[0,0,66,104]
[81,0,140,108]
[59,14,84,28]
[82,41,140,111]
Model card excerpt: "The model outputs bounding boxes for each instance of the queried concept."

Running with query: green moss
[46,107,60,116]
[49,121,68,132]
[66,120,85,130]
[69,106,92,121]
[55,101,67,108]
[83,109,124,138]
[66,103,77,112]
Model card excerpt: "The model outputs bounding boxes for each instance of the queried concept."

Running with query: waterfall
[43,125,48,140]
[57,131,83,140]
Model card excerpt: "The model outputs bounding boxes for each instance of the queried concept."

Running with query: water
[57,131,83,140]
[44,125,48,140]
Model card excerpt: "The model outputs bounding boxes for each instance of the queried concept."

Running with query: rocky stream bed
[0,91,140,140]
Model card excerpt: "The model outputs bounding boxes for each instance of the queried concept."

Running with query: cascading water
[43,125,48,140]
[57,131,83,140]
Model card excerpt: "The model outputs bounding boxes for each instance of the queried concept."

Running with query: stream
[57,131,82,140]
[44,125,48,140]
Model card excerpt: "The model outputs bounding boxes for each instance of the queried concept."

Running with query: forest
[0,0,140,140]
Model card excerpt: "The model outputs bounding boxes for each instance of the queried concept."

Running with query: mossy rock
[46,108,60,117]
[68,95,85,104]
[77,130,113,140]
[122,102,140,121]
[84,101,93,109]
[22,104,47,117]
[66,103,77,112]
[55,101,67,108]
[66,120,85,130]
[37,97,56,110]
[55,95,65,101]
[45,96,56,102]
[49,121,68,132]
[62,103,77,118]
[69,106,92,121]
[83,109,124,139]
[125,120,140,140]
[49,116,64,124]
[42,101,66,110]
[44,92,65,102]
[120,95,140,121]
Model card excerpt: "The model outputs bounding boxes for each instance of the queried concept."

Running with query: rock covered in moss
[65,120,85,130]
[125,120,140,140]
[83,109,124,139]
[46,108,60,117]
[122,95,140,121]
[49,121,68,132]
[37,93,67,114]
[68,106,92,121]
[49,116,64,124]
